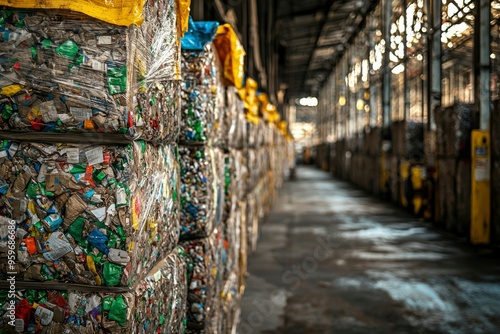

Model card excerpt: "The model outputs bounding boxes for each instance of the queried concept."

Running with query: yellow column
[470,130,491,244]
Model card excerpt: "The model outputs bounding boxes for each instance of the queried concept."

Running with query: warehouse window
[390,0,406,121]
[441,0,475,107]
[406,0,427,122]
[369,2,384,127]
[492,0,500,102]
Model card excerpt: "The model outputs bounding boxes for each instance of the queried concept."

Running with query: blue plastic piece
[88,229,110,255]
[181,17,219,51]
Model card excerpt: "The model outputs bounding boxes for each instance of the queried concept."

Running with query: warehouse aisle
[239,166,500,334]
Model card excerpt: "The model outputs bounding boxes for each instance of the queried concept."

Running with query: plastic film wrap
[0,1,181,143]
[0,247,187,333]
[0,141,180,287]
[181,229,224,333]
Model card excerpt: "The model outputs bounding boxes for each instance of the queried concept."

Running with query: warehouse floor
[238,166,500,334]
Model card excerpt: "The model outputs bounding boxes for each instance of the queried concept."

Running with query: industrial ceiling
[192,0,375,107]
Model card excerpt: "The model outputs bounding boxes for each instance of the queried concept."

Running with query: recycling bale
[246,149,259,193]
[180,43,224,145]
[245,191,258,253]
[221,212,240,284]
[179,145,225,240]
[0,246,187,333]
[492,160,500,243]
[133,247,188,334]
[181,229,224,333]
[225,87,245,149]
[220,272,241,334]
[237,201,248,296]
[0,141,180,287]
[0,1,181,142]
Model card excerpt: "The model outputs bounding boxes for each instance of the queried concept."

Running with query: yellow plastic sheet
[175,0,191,35]
[0,0,147,26]
[258,94,280,123]
[239,77,259,124]
[214,24,245,88]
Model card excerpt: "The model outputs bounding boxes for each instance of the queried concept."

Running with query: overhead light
[298,97,318,107]
[356,99,365,111]
[339,96,346,106]
[391,64,405,74]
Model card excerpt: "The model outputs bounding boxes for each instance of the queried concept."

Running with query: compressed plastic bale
[213,148,226,229]
[133,247,188,334]
[456,160,471,236]
[436,159,457,231]
[246,122,258,149]
[0,247,188,333]
[245,192,258,253]
[180,43,224,144]
[256,121,266,148]
[390,156,399,204]
[367,127,381,156]
[440,103,474,159]
[221,213,240,284]
[220,271,241,334]
[491,101,500,160]
[0,141,180,287]
[223,150,243,222]
[237,202,247,296]
[224,87,244,149]
[404,121,424,160]
[181,229,224,333]
[258,147,271,179]
[491,160,500,243]
[0,2,181,142]
[238,107,248,150]
[239,150,249,195]
[246,149,259,193]
[435,106,447,158]
[179,145,225,240]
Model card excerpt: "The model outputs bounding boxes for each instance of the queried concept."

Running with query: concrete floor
[239,166,500,334]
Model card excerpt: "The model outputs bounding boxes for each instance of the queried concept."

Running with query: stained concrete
[238,166,500,334]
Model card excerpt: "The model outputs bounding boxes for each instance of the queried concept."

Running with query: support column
[382,0,392,129]
[471,0,492,244]
[427,0,441,131]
